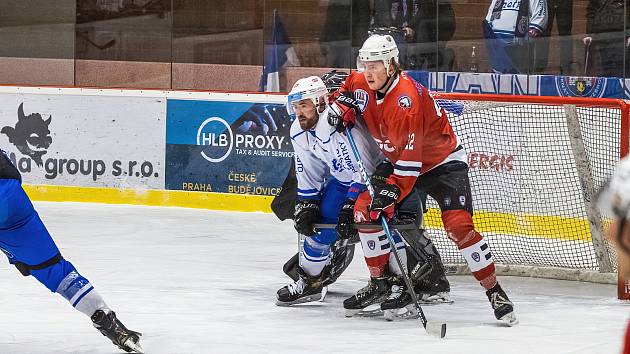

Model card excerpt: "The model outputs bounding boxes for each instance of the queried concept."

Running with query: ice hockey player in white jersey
[483,0,547,73]
[276,75,410,306]
[273,71,359,289]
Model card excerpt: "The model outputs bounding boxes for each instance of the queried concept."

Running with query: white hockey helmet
[357,34,400,76]
[598,156,630,220]
[286,76,328,116]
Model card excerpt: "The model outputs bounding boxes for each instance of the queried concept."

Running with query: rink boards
[0,85,620,242]
[0,86,285,212]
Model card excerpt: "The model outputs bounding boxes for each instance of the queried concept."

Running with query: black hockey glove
[336,199,357,240]
[370,160,394,187]
[369,183,401,221]
[328,91,360,133]
[294,200,320,236]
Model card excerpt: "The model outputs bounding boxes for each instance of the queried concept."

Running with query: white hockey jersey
[290,107,384,201]
[485,0,547,41]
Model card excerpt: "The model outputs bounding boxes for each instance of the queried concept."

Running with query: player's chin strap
[344,126,447,339]
[377,70,398,93]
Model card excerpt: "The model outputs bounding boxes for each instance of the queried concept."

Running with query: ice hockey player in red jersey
[328,33,518,326]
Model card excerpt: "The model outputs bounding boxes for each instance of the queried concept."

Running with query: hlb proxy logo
[196,117,233,163]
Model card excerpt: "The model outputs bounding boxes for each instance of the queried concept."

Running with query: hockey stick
[345,127,447,338]
[584,41,591,76]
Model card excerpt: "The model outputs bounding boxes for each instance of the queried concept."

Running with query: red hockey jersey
[340,71,466,200]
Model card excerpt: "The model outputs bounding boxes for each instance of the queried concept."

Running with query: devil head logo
[1,103,52,166]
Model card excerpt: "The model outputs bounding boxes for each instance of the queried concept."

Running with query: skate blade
[345,304,383,318]
[383,304,419,322]
[275,293,323,307]
[122,337,144,353]
[419,292,454,305]
[499,311,519,327]
[320,286,328,302]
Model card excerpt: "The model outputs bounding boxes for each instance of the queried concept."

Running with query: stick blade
[425,322,447,338]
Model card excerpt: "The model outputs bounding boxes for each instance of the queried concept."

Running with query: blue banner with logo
[407,71,629,98]
[166,99,293,196]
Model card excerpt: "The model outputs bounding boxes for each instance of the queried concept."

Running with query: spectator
[583,0,630,78]
[483,0,548,74]
[368,0,421,69]
[534,0,574,74]
[320,0,371,68]
[411,0,456,71]
[321,1,456,71]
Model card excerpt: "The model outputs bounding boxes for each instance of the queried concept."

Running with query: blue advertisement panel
[407,71,628,98]
[166,99,293,196]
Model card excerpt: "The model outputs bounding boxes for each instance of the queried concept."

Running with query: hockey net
[426,93,628,291]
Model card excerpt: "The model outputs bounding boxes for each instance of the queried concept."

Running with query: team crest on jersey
[459,196,466,206]
[471,252,481,262]
[367,240,376,250]
[353,89,369,112]
[398,95,412,109]
[331,158,342,172]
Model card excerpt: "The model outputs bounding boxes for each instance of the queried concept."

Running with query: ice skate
[381,272,453,321]
[415,272,453,305]
[486,283,518,326]
[343,277,389,317]
[276,267,327,306]
[381,279,418,321]
[91,310,143,353]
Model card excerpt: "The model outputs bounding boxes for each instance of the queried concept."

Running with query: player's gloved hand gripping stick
[345,126,447,338]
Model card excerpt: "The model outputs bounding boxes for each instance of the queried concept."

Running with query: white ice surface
[0,202,628,354]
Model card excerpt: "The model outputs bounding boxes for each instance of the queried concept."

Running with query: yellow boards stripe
[24,185,595,241]
[23,185,274,213]
[424,208,593,242]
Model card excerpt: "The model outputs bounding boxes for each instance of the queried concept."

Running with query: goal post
[427,93,629,297]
